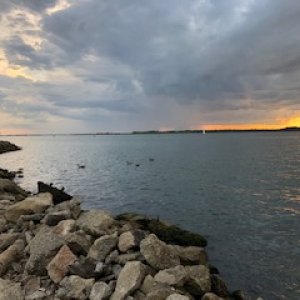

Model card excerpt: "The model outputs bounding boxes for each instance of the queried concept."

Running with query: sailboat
[202,129,206,134]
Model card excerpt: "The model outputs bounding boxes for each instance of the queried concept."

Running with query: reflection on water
[0,132,300,299]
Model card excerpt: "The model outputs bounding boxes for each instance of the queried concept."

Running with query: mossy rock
[115,212,207,247]
[147,219,207,247]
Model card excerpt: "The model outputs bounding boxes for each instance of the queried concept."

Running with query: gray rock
[5,193,53,223]
[52,219,76,236]
[0,233,19,251]
[25,225,64,275]
[116,252,144,265]
[25,291,47,300]
[105,249,119,264]
[184,265,211,296]
[47,198,81,219]
[112,264,122,278]
[88,233,118,261]
[140,234,180,270]
[210,274,230,297]
[0,279,23,300]
[169,245,207,265]
[69,257,97,278]
[154,265,187,287]
[57,275,94,300]
[111,261,148,300]
[167,294,190,300]
[133,290,146,300]
[0,178,27,202]
[90,281,112,300]
[65,230,92,255]
[201,292,224,300]
[140,275,156,294]
[145,286,175,300]
[118,230,147,252]
[76,209,115,236]
[44,210,71,226]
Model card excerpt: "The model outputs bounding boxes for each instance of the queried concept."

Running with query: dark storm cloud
[2,0,300,131]
[40,0,300,104]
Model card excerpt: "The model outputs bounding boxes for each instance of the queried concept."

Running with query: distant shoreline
[1,126,300,137]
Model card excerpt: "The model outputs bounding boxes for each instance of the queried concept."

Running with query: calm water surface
[0,133,300,299]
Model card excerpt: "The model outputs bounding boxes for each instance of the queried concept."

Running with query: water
[0,133,300,299]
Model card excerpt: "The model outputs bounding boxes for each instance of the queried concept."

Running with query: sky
[1,0,300,134]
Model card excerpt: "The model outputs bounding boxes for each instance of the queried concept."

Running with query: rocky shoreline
[0,144,247,300]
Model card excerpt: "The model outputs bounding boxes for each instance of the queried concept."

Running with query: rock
[52,219,76,236]
[0,278,23,300]
[5,193,53,222]
[37,181,72,204]
[145,286,175,300]
[231,290,247,300]
[47,245,77,283]
[118,230,147,252]
[167,294,190,300]
[170,245,207,265]
[154,265,187,287]
[140,234,180,270]
[0,233,19,251]
[0,168,16,180]
[65,230,92,255]
[88,233,118,261]
[57,275,94,300]
[184,265,211,296]
[0,239,25,276]
[116,252,144,265]
[141,275,156,294]
[25,291,47,300]
[0,178,27,202]
[25,226,64,275]
[112,264,122,278]
[201,292,224,300]
[77,209,115,236]
[105,249,119,264]
[48,197,81,219]
[69,257,97,278]
[210,274,230,297]
[111,261,147,300]
[0,141,21,154]
[23,276,41,296]
[147,219,207,247]
[90,282,112,300]
[44,210,71,226]
[133,290,146,300]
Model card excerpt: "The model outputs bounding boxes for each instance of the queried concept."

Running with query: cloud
[1,0,300,132]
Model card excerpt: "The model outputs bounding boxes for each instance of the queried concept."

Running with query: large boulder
[88,233,118,261]
[76,209,115,236]
[118,230,147,253]
[0,279,23,300]
[5,193,53,222]
[111,261,147,300]
[202,292,224,300]
[46,245,77,283]
[25,225,64,275]
[154,265,187,287]
[57,275,94,300]
[184,265,211,296]
[140,234,180,270]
